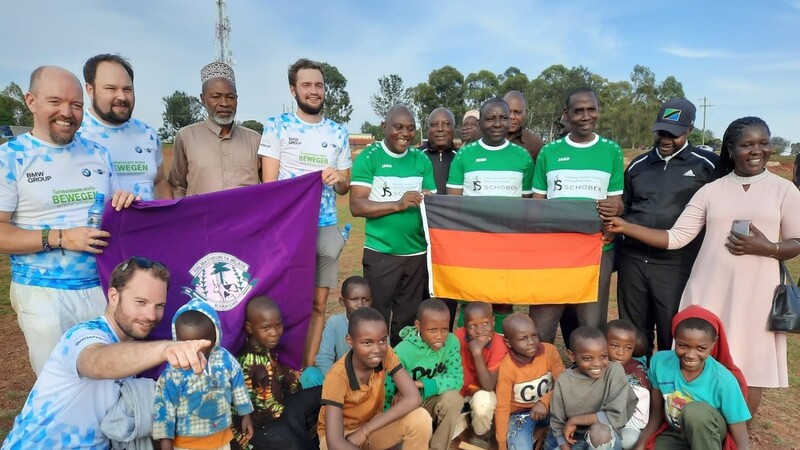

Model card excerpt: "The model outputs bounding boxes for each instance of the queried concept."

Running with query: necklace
[728,169,769,185]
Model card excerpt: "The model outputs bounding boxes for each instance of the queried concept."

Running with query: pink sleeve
[780,184,800,240]
[667,184,709,249]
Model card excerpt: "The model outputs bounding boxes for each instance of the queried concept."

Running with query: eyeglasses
[119,256,167,272]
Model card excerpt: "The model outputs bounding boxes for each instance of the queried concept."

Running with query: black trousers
[363,249,429,345]
[616,254,693,357]
[234,386,322,450]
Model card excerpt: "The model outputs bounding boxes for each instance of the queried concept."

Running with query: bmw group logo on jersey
[321,141,328,148]
[135,146,143,153]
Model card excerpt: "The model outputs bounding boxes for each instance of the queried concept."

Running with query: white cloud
[661,47,735,59]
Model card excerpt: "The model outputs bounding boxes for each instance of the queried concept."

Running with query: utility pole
[698,96,714,145]
[215,0,233,65]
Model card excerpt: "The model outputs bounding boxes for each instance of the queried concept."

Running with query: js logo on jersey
[81,168,106,177]
[184,252,258,311]
[381,182,392,197]
[25,171,52,183]
[554,176,562,191]
[472,177,482,191]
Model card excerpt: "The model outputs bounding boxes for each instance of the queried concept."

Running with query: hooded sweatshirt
[384,325,463,409]
[152,298,254,441]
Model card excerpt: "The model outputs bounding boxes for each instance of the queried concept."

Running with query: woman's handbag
[769,261,800,333]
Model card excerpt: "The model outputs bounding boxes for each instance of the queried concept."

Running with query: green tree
[657,76,685,102]
[158,91,204,142]
[240,119,263,134]
[370,74,412,119]
[629,65,660,150]
[497,66,530,97]
[528,65,598,140]
[595,80,634,146]
[463,70,499,109]
[0,82,33,126]
[689,128,715,146]
[361,121,384,141]
[412,65,465,133]
[321,63,353,124]
[770,136,791,155]
[790,142,800,156]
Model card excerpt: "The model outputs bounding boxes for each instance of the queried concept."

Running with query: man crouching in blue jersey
[2,257,212,449]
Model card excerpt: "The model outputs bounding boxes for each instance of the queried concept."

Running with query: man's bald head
[26,66,84,146]
[504,90,528,134]
[427,107,455,151]
[382,104,416,154]
[386,104,414,123]
[29,66,81,96]
[503,90,527,108]
[427,107,455,128]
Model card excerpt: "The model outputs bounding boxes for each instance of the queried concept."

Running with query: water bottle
[340,223,352,240]
[87,193,105,229]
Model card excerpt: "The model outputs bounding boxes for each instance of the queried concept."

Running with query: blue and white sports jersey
[259,113,351,227]
[78,110,162,200]
[0,134,116,289]
[2,316,127,450]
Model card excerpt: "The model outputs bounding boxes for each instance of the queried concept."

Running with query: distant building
[349,133,375,157]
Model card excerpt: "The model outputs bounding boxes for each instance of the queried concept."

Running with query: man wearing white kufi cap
[168,61,260,197]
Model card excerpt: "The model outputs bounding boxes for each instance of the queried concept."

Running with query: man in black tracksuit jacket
[617,98,718,357]
[421,107,458,328]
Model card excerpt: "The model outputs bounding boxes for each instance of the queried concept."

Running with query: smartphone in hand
[731,219,752,236]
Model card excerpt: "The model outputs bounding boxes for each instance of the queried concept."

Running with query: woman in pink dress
[604,117,800,418]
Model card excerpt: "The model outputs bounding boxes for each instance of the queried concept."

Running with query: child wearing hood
[153,298,254,450]
[384,298,464,450]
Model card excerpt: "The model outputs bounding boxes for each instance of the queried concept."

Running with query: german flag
[421,196,603,305]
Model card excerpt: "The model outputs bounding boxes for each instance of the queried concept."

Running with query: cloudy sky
[3,0,800,144]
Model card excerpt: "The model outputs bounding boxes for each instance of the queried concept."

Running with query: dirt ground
[1,153,799,448]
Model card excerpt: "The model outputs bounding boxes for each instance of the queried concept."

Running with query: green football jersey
[351,141,436,255]
[446,139,533,197]
[532,134,624,200]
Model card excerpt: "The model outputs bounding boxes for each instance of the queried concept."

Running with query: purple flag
[98,172,322,370]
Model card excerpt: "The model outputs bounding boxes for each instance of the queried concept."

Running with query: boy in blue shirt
[301,276,372,387]
[636,317,750,449]
[153,298,254,449]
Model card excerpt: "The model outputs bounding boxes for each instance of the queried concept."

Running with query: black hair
[341,275,369,297]
[416,298,450,320]
[674,317,718,341]
[714,116,771,179]
[605,319,638,337]
[565,87,596,108]
[83,54,134,86]
[174,310,215,341]
[568,326,606,351]
[288,58,324,86]
[479,97,509,118]
[463,301,492,320]
[501,312,534,336]
[245,295,281,321]
[348,306,387,336]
